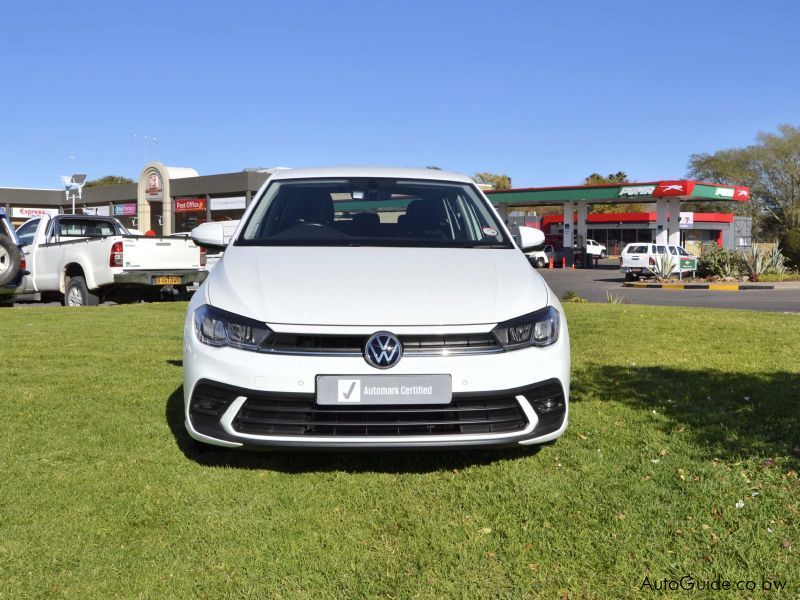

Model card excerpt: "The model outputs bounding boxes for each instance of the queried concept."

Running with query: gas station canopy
[485,180,750,206]
[485,180,749,264]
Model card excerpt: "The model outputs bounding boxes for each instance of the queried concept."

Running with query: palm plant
[765,246,788,276]
[648,252,675,281]
[741,245,769,281]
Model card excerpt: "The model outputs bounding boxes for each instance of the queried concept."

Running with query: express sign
[11,207,59,219]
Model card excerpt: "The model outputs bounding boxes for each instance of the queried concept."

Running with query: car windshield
[238,178,513,248]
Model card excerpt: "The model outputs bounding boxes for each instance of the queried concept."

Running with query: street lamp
[60,173,88,214]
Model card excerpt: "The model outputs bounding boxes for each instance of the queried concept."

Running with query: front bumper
[183,315,570,449]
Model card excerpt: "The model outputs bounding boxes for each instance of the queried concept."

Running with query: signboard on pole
[679,212,694,229]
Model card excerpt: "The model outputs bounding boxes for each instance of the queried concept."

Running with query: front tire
[0,237,21,287]
[535,257,546,268]
[64,276,100,307]
[600,251,607,258]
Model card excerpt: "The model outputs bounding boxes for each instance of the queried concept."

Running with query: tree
[584,171,628,185]
[85,175,135,188]
[688,124,800,238]
[472,172,512,190]
[582,171,646,213]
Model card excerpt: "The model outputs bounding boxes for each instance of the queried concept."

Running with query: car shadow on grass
[572,366,800,465]
[165,386,540,473]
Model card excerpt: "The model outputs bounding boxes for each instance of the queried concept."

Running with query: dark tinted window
[239,178,511,248]
[59,219,116,238]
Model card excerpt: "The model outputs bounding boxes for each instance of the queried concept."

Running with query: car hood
[207,246,550,326]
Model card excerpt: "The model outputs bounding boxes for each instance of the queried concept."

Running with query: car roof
[268,166,475,184]
[55,214,117,220]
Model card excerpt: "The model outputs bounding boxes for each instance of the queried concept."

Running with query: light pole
[60,174,88,214]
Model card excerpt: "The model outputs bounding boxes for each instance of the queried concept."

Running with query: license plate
[154,276,181,285]
[316,375,452,405]
[632,268,642,273]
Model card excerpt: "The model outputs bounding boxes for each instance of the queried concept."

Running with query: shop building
[0,162,284,234]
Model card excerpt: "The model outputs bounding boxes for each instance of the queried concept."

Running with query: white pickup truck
[14,214,207,306]
[620,243,698,281]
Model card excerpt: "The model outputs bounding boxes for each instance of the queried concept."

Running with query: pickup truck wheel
[0,236,21,287]
[535,257,546,268]
[65,276,100,307]
[601,250,607,258]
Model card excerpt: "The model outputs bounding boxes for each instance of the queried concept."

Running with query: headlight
[492,306,560,349]
[194,304,272,351]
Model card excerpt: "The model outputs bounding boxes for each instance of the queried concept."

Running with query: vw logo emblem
[364,332,403,369]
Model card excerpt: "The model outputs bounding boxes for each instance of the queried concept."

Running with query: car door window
[656,245,667,254]
[16,219,40,246]
[669,246,678,255]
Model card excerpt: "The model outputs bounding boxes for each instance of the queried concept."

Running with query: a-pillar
[667,198,681,246]
[655,198,669,244]
[562,201,574,266]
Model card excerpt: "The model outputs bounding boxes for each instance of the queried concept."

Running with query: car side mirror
[191,222,227,251]
[515,225,545,250]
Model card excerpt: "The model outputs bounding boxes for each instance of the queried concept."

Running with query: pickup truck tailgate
[121,237,201,270]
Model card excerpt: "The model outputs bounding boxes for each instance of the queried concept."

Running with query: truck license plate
[154,276,181,285]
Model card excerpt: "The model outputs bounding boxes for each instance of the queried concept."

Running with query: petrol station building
[486,180,751,263]
[0,168,749,265]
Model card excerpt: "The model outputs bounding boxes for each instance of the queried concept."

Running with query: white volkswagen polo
[184,167,570,449]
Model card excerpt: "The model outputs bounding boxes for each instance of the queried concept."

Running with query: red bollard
[549,257,554,269]
[561,257,566,269]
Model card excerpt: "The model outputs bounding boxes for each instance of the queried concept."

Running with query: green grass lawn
[0,303,798,598]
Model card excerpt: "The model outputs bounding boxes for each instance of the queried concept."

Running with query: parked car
[526,244,555,268]
[14,214,207,306]
[620,243,697,280]
[184,167,570,450]
[0,209,25,304]
[585,239,607,258]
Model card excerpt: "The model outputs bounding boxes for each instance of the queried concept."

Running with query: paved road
[539,260,800,313]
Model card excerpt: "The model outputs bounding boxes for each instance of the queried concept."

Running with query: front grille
[258,332,501,356]
[231,395,527,437]
[189,379,565,442]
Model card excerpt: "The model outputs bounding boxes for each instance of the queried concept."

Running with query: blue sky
[1,0,798,189]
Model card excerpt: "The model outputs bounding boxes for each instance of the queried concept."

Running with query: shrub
[764,247,788,276]
[697,246,744,279]
[780,229,800,270]
[562,291,587,303]
[741,245,769,281]
[605,290,631,304]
